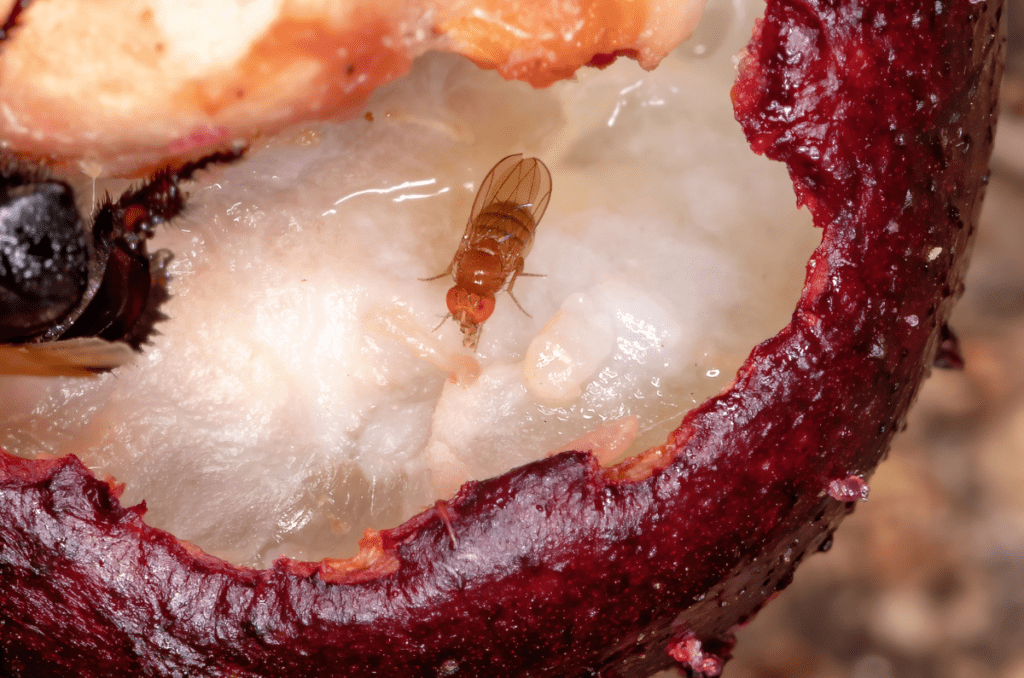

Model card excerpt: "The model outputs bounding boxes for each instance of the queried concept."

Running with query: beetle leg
[59,147,246,350]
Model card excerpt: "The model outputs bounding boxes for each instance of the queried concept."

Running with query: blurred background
[662,3,1024,676]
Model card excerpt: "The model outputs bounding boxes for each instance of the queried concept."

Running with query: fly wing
[468,154,524,225]
[469,154,552,227]
[455,153,552,267]
[455,153,526,261]
[519,158,552,226]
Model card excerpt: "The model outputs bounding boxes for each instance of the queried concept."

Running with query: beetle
[0,0,246,375]
[0,151,246,376]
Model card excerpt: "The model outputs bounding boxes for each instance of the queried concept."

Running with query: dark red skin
[0,0,1005,675]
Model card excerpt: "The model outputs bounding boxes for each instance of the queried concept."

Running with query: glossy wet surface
[660,15,1024,675]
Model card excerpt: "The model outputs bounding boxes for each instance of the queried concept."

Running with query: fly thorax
[456,249,503,295]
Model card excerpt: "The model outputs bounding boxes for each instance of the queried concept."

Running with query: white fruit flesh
[0,0,819,568]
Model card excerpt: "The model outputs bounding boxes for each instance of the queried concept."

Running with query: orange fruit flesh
[0,0,705,176]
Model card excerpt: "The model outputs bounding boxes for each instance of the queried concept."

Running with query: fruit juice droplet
[827,475,869,502]
[668,634,724,677]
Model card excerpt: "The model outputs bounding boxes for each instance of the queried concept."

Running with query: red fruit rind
[0,0,1005,675]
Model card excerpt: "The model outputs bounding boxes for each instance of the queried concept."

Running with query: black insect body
[0,171,89,343]
[0,151,245,375]
[0,3,245,375]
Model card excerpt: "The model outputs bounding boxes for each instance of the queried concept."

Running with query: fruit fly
[424,154,552,350]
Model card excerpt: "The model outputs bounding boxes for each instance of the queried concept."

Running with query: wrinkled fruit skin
[0,1,1005,676]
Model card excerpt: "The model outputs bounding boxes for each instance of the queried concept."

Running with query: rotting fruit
[0,0,1006,675]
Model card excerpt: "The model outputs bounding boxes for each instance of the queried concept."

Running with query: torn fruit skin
[0,0,1005,676]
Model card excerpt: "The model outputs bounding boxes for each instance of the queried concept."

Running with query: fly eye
[470,295,495,324]
[445,287,464,316]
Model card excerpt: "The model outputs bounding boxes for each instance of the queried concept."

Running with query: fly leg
[419,262,454,282]
[421,263,454,330]
[506,260,544,318]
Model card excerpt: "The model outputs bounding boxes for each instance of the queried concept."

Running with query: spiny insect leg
[95,145,248,242]
[60,147,246,349]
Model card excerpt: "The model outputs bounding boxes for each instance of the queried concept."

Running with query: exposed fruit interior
[0,0,704,173]
[0,0,819,568]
